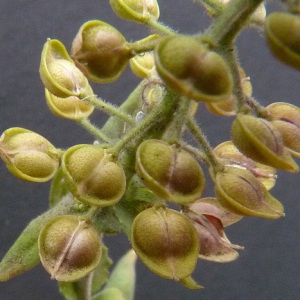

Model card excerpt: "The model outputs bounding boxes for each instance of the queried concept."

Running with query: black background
[1,1,300,299]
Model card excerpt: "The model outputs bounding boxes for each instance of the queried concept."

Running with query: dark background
[1,1,300,299]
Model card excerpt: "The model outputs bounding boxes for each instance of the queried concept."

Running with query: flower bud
[45,89,94,120]
[62,145,126,207]
[0,127,60,182]
[38,215,102,281]
[231,113,298,172]
[131,206,199,280]
[71,20,133,83]
[266,102,300,157]
[215,166,285,219]
[154,35,233,103]
[265,12,300,71]
[110,0,160,23]
[40,39,92,99]
[213,141,277,190]
[136,139,205,205]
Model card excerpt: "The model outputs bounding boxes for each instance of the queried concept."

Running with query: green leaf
[102,249,137,300]
[92,245,113,293]
[0,194,75,281]
[92,288,125,300]
[49,167,70,207]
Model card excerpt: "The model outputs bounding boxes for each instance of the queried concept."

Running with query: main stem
[204,0,264,46]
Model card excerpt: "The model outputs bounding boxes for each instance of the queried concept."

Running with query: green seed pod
[71,20,133,83]
[136,139,205,205]
[265,12,300,71]
[45,88,94,120]
[215,166,285,219]
[0,127,60,182]
[154,35,233,103]
[62,145,126,207]
[40,39,92,99]
[131,206,199,280]
[38,215,102,281]
[267,102,300,157]
[110,0,159,23]
[231,113,298,172]
[213,141,277,190]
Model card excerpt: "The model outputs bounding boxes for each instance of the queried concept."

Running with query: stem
[145,19,175,35]
[128,35,164,53]
[111,90,179,154]
[72,273,93,300]
[187,117,224,174]
[101,82,143,140]
[78,118,112,143]
[204,0,264,46]
[163,96,191,143]
[84,96,135,125]
[194,0,224,14]
[220,45,249,113]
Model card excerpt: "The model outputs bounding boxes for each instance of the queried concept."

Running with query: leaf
[97,250,137,300]
[92,245,113,293]
[49,167,70,207]
[92,288,125,300]
[0,194,75,281]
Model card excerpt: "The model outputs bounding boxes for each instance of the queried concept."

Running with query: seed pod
[215,166,285,219]
[206,68,252,116]
[130,51,155,78]
[136,139,205,205]
[131,206,199,280]
[0,127,60,182]
[38,215,102,281]
[62,145,126,207]
[184,209,243,263]
[154,35,232,103]
[40,39,92,99]
[265,12,300,71]
[188,197,243,227]
[110,0,159,23]
[45,89,94,120]
[231,113,298,172]
[213,141,277,190]
[267,102,300,157]
[71,20,133,83]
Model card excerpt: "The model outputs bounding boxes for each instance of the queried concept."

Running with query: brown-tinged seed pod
[265,12,300,71]
[62,145,126,207]
[0,127,60,182]
[136,139,205,205]
[215,166,285,219]
[266,102,300,157]
[231,113,298,172]
[154,35,233,103]
[38,215,102,281]
[131,206,199,280]
[71,20,133,83]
